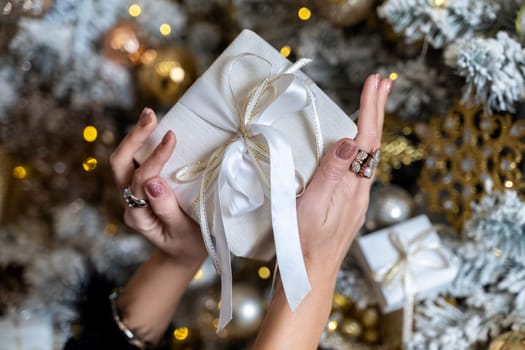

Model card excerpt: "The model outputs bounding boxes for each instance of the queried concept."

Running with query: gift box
[352,215,458,314]
[135,29,357,329]
[0,312,53,350]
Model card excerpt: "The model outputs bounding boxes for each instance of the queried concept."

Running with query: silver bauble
[367,185,415,230]
[316,0,376,27]
[225,284,265,339]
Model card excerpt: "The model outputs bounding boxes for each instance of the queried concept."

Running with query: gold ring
[350,149,380,179]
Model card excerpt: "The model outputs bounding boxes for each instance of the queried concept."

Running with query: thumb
[143,177,191,236]
[302,138,357,207]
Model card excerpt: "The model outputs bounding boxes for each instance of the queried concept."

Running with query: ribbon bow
[373,226,450,347]
[175,54,323,330]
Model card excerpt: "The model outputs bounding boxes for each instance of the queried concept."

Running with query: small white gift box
[0,313,53,350]
[352,215,458,314]
[135,29,357,329]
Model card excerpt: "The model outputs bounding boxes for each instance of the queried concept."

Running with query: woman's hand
[253,74,391,350]
[109,108,206,266]
[297,73,390,278]
[109,109,207,345]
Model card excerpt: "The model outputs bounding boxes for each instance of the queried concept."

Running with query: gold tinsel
[417,101,525,229]
[376,116,424,183]
[489,331,525,350]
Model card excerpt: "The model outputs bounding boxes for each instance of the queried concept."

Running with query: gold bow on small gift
[373,226,452,348]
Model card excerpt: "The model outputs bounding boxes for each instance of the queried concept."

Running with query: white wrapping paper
[0,313,53,350]
[352,215,458,314]
[135,29,357,329]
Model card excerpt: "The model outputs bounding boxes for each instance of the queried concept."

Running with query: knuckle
[320,162,346,182]
[133,167,147,183]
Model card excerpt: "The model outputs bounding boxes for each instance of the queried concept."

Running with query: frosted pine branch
[445,31,525,113]
[378,0,499,49]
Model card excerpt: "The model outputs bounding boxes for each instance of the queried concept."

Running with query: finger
[301,139,358,211]
[376,78,392,133]
[355,74,381,152]
[110,107,157,190]
[130,131,176,199]
[143,177,197,239]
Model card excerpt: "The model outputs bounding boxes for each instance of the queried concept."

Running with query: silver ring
[350,149,381,179]
[123,186,149,208]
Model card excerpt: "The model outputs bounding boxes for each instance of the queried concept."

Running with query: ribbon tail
[255,124,311,310]
[215,189,233,332]
[402,272,414,348]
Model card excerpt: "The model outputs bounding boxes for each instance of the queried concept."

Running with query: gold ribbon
[373,225,451,348]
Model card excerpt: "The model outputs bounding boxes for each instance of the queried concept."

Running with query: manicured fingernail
[146,181,165,198]
[336,141,356,160]
[139,108,153,127]
[160,131,172,146]
[385,79,393,93]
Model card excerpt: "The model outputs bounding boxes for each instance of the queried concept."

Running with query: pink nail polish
[336,141,357,160]
[146,181,165,198]
[385,79,393,93]
[139,108,152,127]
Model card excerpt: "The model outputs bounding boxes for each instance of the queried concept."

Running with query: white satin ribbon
[373,226,450,348]
[175,54,323,330]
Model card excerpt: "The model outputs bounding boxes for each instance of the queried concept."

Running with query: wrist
[154,248,207,272]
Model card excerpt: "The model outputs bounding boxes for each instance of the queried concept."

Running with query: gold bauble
[102,21,142,67]
[361,307,380,328]
[417,101,525,229]
[362,328,380,344]
[315,0,376,27]
[332,292,353,312]
[489,331,525,350]
[137,46,197,106]
[340,318,363,338]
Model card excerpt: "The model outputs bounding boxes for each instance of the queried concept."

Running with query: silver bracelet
[109,289,148,350]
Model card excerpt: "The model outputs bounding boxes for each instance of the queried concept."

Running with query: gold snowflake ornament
[417,102,525,229]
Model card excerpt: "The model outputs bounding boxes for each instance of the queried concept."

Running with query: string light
[83,125,98,142]
[13,165,27,179]
[169,66,185,83]
[173,327,189,341]
[389,72,399,80]
[504,180,514,188]
[258,266,271,279]
[298,6,311,21]
[280,45,292,58]
[159,23,171,36]
[432,0,447,7]
[327,320,338,331]
[128,4,141,17]
[82,157,98,171]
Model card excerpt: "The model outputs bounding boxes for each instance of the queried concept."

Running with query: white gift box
[135,29,356,260]
[135,29,357,329]
[352,215,458,313]
[0,313,53,350]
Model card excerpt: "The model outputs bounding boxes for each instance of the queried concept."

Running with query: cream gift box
[352,215,459,314]
[0,313,53,350]
[135,29,357,328]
